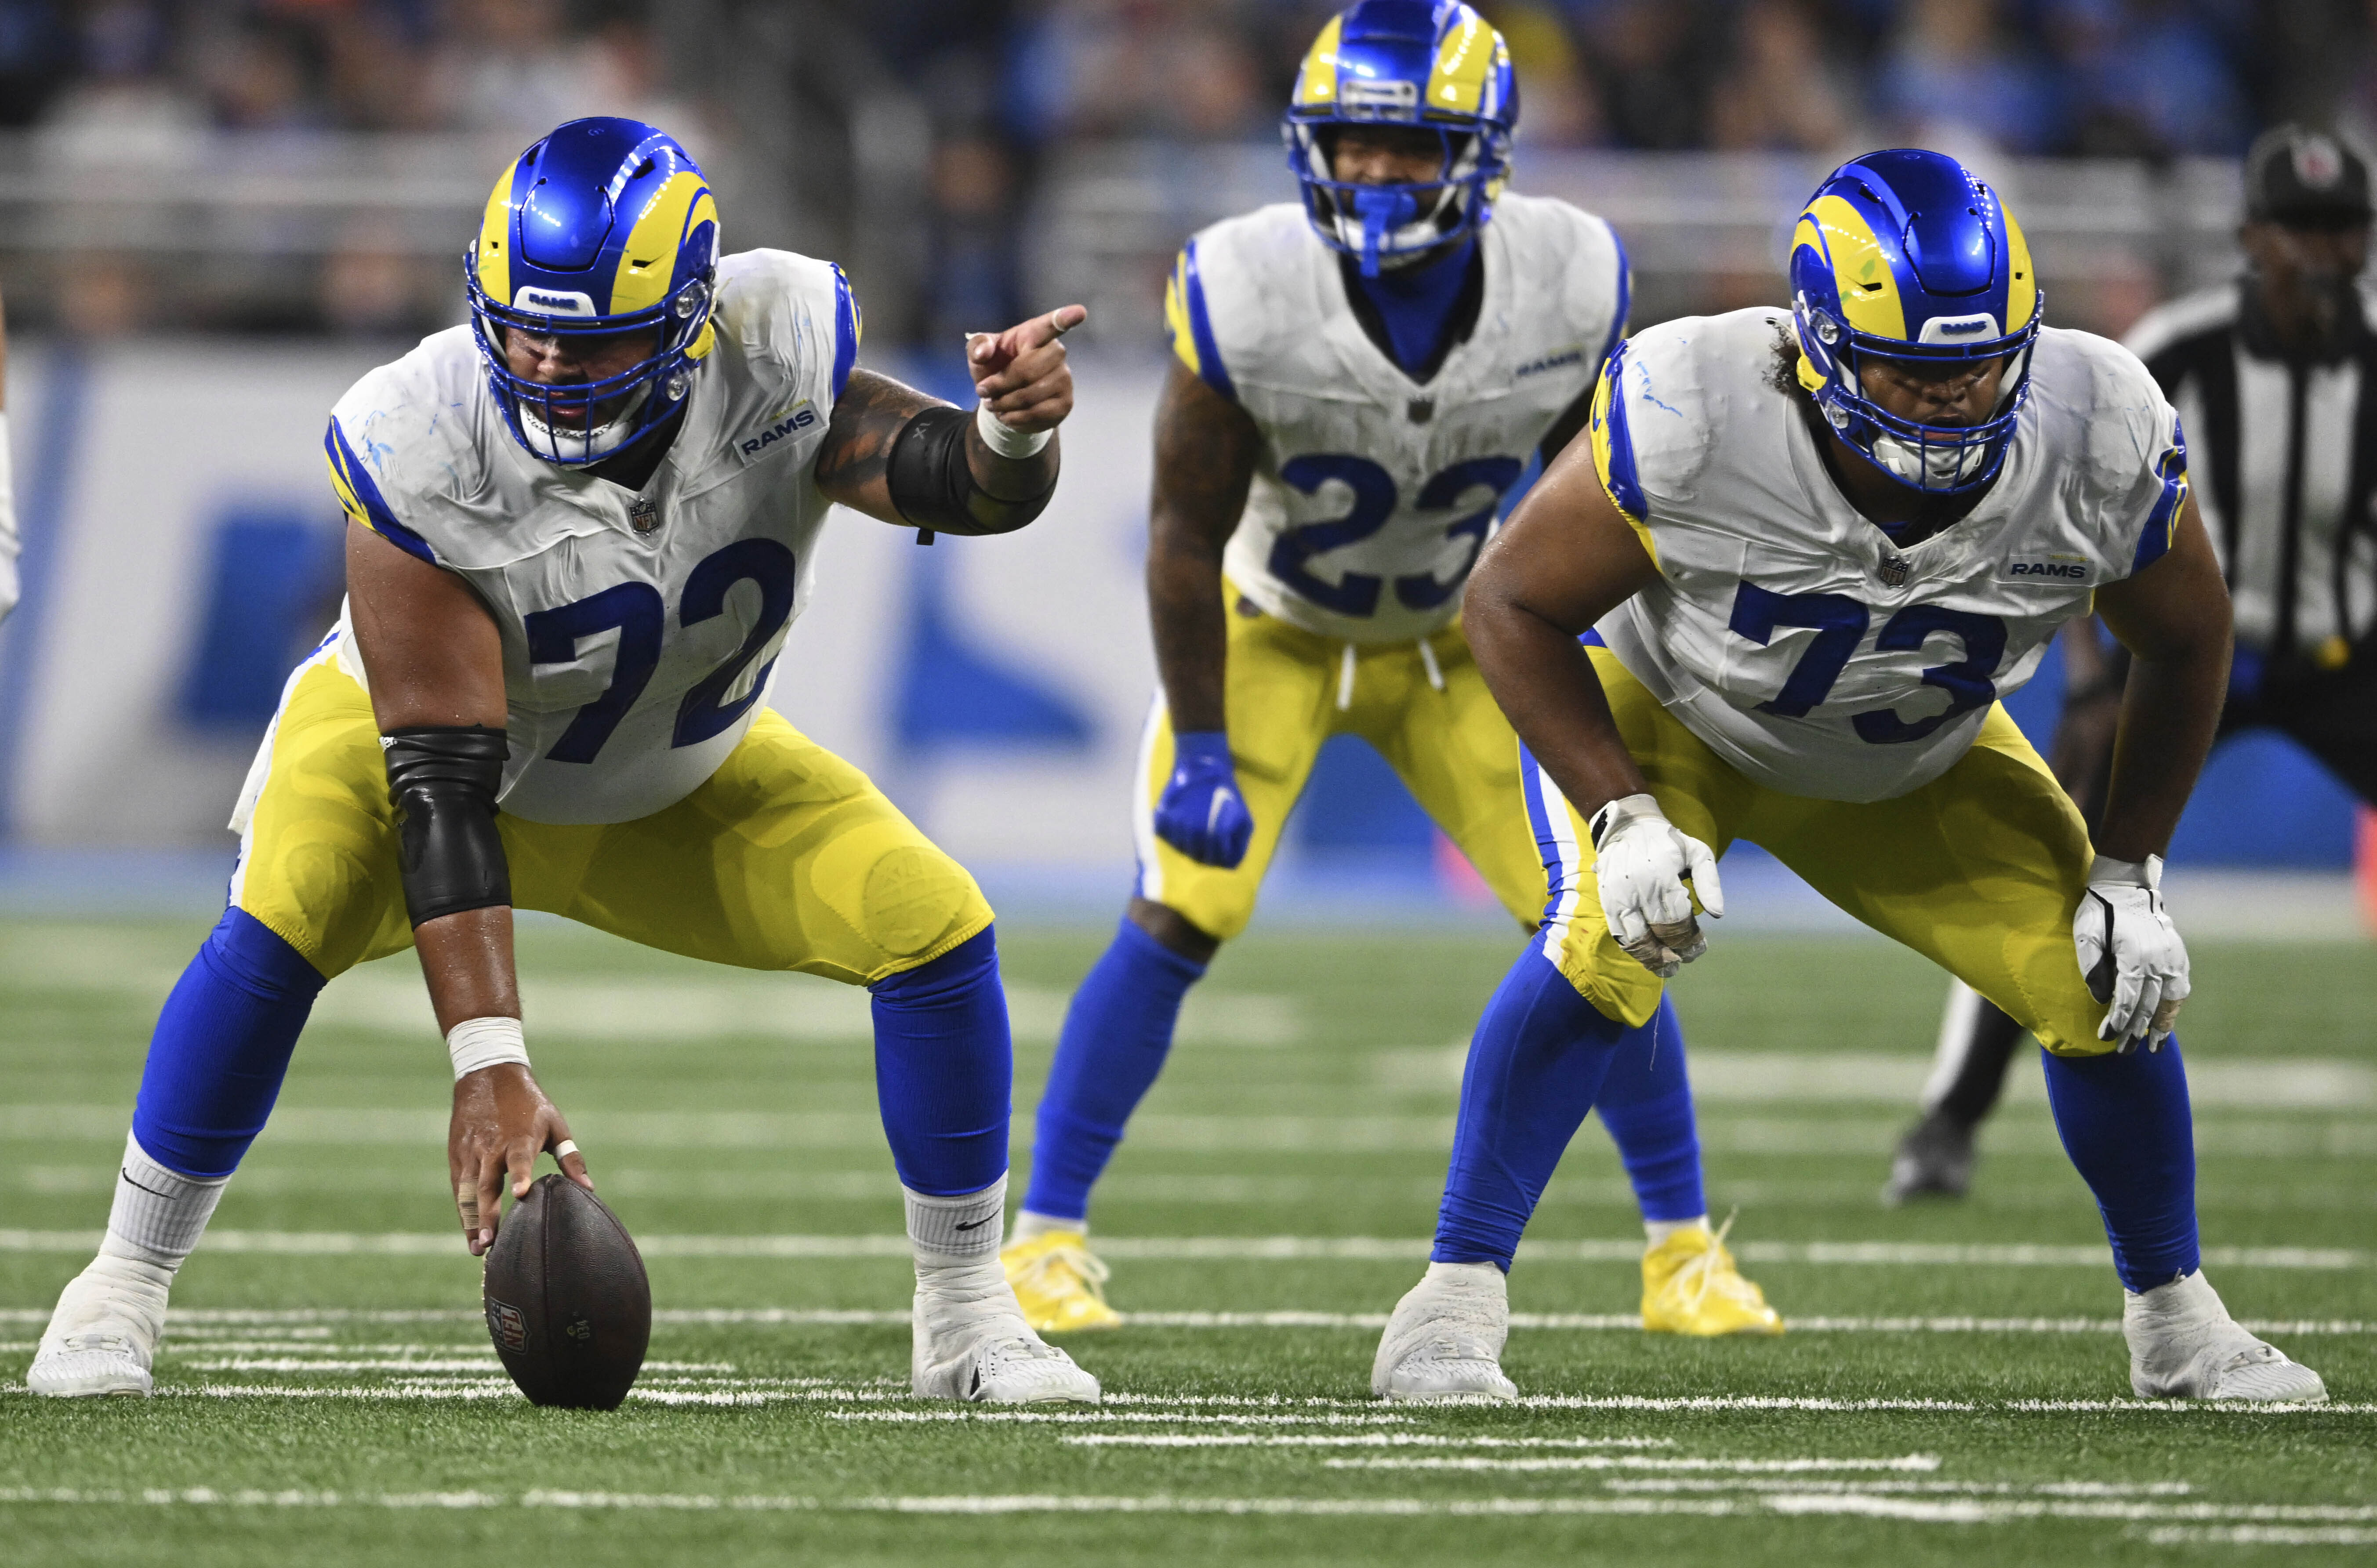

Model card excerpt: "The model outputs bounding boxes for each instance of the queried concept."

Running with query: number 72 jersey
[1592,309,2189,804]
[320,247,860,826]
[1169,194,1627,645]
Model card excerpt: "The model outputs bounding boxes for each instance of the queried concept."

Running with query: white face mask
[519,383,653,465]
[1868,430,1989,487]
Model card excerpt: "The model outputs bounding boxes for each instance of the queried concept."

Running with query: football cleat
[912,1261,1101,1404]
[1641,1216,1784,1337]
[26,1255,172,1398]
[1371,1261,1517,1401]
[1001,1230,1121,1333]
[1883,1112,1978,1205]
[2126,1271,2326,1402]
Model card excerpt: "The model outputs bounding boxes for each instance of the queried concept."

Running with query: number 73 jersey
[319,247,858,826]
[1168,195,1627,645]
[1591,309,2189,804]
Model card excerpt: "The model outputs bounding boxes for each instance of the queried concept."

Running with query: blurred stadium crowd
[0,0,2367,343]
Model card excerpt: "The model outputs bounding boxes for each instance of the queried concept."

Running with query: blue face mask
[1349,185,1424,279]
[1350,234,1476,377]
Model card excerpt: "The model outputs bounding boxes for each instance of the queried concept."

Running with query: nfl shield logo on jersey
[629,496,660,536]
[1878,552,1910,587]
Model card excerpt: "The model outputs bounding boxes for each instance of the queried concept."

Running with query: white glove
[1589,792,1724,978]
[2072,853,2189,1053]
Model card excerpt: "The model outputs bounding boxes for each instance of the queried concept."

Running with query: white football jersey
[321,248,858,825]
[1166,194,1627,645]
[1591,309,2188,803]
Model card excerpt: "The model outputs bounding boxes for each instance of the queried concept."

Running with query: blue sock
[869,926,1012,1197]
[1591,995,1706,1223]
[2039,1040,2200,1291]
[131,907,327,1179]
[1433,937,1641,1269]
[1022,915,1207,1223]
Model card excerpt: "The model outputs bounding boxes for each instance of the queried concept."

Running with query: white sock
[1423,1259,1505,1292]
[2125,1269,2224,1328]
[98,1133,229,1274]
[1645,1216,1709,1247]
[1011,1209,1083,1245]
[905,1175,1006,1269]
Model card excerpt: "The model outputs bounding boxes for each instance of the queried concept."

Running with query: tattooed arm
[815,305,1083,526]
[1146,356,1262,734]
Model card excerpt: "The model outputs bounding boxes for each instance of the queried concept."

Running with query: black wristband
[383,725,511,927]
[885,403,1058,543]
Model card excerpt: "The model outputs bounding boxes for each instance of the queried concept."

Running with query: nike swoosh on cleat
[953,1216,996,1231]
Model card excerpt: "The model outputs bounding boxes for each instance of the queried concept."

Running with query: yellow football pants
[229,642,993,984]
[1133,588,1544,942]
[1530,646,2113,1056]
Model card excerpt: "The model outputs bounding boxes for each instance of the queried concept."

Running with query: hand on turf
[450,1063,592,1256]
[1152,730,1254,868]
[2074,854,2189,1053]
[966,305,1087,434]
[1590,792,1723,979]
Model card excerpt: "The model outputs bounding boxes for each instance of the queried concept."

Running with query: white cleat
[2126,1270,2326,1403]
[912,1261,1101,1404]
[26,1255,172,1398]
[1372,1261,1518,1402]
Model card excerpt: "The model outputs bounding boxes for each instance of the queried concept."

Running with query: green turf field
[2,915,2371,1565]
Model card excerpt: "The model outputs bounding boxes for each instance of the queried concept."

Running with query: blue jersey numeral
[527,538,799,765]
[1270,453,1526,617]
[1851,604,2005,744]
[523,583,665,765]
[674,538,798,748]
[1725,583,2006,744]
[1399,457,1525,611]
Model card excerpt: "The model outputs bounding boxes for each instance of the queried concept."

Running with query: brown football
[482,1174,650,1410]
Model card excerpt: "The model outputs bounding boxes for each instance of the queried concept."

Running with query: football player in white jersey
[1370,148,2328,1403]
[28,118,1100,1405]
[1005,0,1779,1347]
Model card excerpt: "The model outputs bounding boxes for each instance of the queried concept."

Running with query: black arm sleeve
[885,404,1059,544]
[383,726,511,927]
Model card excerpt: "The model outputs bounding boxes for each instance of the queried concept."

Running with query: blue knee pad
[131,907,327,1179]
[869,926,1012,1197]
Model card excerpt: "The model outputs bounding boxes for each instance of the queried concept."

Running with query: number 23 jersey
[1591,309,2189,804]
[321,247,859,826]
[1169,194,1627,645]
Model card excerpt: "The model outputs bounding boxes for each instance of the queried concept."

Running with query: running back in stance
[30,118,1098,1405]
[1372,148,2326,1403]
[1005,0,1777,1345]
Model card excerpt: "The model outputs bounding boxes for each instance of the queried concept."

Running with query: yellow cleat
[1641,1216,1783,1337]
[1002,1231,1121,1333]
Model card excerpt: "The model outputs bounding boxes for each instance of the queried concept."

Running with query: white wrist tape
[447,1016,529,1080]
[976,400,1051,459]
[2088,853,2163,890]
[0,410,18,620]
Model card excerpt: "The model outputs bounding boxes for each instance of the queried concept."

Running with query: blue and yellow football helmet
[465,117,720,465]
[1789,149,2043,495]
[1284,0,1516,277]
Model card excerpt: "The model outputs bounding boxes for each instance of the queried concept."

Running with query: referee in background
[1886,123,2377,1204]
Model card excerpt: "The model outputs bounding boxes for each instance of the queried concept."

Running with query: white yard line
[8,1305,2363,1337]
[2144,1525,2377,1545]
[1064,1435,1677,1449]
[1325,1455,1943,1474]
[0,1232,2366,1270]
[0,1486,2370,1528]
